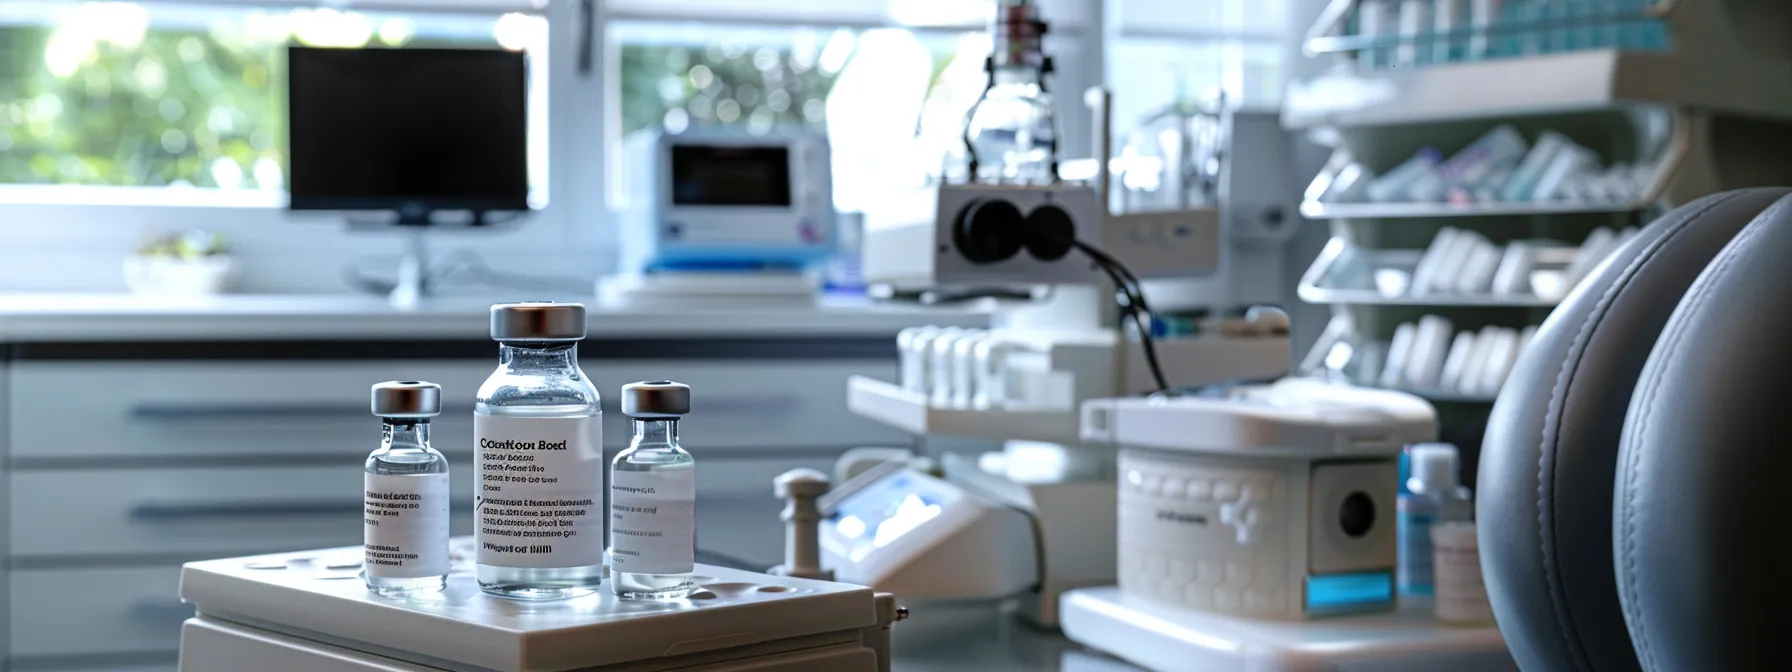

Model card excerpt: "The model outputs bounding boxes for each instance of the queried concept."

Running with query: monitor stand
[388,225,431,309]
[355,210,503,309]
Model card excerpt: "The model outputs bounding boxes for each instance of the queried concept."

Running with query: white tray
[179,539,876,672]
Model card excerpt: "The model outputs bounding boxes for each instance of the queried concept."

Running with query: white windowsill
[0,184,285,209]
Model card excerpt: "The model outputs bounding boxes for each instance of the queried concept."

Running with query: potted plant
[123,230,238,295]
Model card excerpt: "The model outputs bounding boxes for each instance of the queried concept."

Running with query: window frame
[0,0,1285,239]
[0,0,599,243]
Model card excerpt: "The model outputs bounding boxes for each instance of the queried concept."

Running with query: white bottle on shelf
[1438,330,1479,391]
[1381,322,1420,389]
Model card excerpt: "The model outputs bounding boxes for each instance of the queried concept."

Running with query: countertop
[892,602,1141,672]
[0,294,989,342]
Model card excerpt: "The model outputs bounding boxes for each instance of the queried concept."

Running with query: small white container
[122,255,238,295]
[1432,521,1494,624]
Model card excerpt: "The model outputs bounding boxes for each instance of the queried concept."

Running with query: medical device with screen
[671,145,794,207]
[286,46,529,222]
[621,127,833,273]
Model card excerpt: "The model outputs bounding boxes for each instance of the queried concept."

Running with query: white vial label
[1432,522,1494,624]
[364,473,450,578]
[610,469,695,575]
[475,415,604,568]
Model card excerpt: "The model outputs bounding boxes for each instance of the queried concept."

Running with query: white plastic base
[1060,587,1514,672]
[597,271,820,308]
[178,540,885,672]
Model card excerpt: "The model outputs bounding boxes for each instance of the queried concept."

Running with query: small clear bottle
[610,380,697,599]
[364,381,451,597]
[1397,443,1474,596]
[475,302,605,600]
[963,0,1058,185]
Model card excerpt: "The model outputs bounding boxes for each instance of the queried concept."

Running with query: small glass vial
[475,302,605,600]
[610,380,697,599]
[364,381,451,597]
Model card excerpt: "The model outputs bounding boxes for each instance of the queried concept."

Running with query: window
[607,0,1096,214]
[613,21,1004,212]
[0,1,548,203]
[1109,0,1287,125]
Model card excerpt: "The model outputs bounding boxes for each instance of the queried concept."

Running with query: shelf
[1301,200,1647,220]
[1283,49,1792,129]
[845,375,1080,444]
[1298,238,1569,307]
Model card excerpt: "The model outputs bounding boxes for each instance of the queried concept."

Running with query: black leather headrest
[1616,192,1792,671]
[1479,188,1791,671]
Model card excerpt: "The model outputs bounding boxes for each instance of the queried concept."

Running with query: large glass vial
[610,380,697,599]
[363,381,451,597]
[474,302,605,600]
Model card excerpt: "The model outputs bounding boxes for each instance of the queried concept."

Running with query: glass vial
[610,380,697,599]
[474,302,605,600]
[963,0,1058,184]
[364,380,451,597]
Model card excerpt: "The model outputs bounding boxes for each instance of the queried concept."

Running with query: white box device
[1080,378,1436,621]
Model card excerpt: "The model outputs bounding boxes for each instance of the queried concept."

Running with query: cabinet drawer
[10,455,830,559]
[9,465,476,558]
[8,361,490,460]
[10,360,903,460]
[9,566,190,658]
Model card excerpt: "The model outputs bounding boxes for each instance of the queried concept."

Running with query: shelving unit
[1284,0,1792,471]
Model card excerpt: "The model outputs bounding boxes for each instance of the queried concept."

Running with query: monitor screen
[669,144,792,207]
[286,46,528,212]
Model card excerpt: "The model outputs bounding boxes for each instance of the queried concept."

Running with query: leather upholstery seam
[1621,196,1780,671]
[1535,190,1746,670]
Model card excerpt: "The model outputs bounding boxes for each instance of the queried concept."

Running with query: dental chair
[1479,187,1792,671]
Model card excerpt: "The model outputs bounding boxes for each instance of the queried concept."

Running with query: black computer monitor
[286,46,529,224]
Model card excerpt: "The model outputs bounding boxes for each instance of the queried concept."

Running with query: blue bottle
[1398,443,1474,596]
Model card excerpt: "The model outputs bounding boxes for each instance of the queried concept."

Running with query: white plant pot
[123,256,238,295]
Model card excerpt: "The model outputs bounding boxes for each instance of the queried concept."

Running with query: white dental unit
[178,539,901,671]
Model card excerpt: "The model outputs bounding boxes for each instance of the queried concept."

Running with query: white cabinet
[8,566,190,658]
[2,350,911,670]
[8,359,904,460]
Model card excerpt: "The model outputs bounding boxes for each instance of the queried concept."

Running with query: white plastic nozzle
[1407,443,1461,494]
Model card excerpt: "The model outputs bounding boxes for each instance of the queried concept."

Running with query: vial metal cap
[372,380,442,419]
[490,302,586,341]
[620,380,690,418]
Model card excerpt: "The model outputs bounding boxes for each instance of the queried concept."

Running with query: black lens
[1339,491,1375,538]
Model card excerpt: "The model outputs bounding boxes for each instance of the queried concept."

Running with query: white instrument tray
[179,538,876,672]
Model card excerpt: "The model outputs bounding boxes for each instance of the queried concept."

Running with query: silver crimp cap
[372,380,442,419]
[490,302,586,341]
[620,380,691,418]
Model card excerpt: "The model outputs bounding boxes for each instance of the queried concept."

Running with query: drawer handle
[129,499,476,520]
[130,403,473,420]
[129,599,196,623]
[130,403,369,420]
[601,394,796,416]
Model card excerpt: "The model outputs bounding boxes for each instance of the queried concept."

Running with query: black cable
[1063,238,1170,394]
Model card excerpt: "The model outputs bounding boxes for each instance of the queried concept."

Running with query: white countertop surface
[0,294,989,341]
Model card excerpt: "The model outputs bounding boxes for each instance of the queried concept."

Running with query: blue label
[1306,571,1395,614]
[1398,511,1438,595]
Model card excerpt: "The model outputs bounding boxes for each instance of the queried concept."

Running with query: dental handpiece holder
[1079,378,1436,621]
